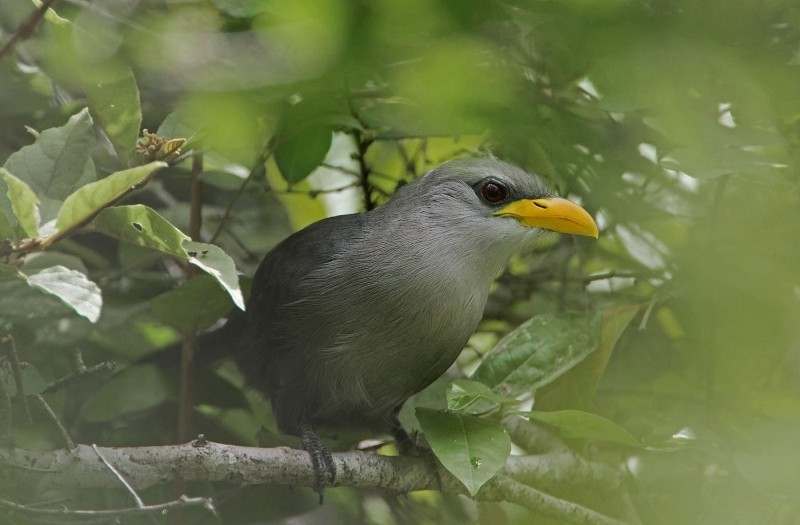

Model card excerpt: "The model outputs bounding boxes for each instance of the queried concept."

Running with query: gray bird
[232,157,598,500]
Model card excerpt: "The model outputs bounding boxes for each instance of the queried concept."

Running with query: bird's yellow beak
[494,197,599,238]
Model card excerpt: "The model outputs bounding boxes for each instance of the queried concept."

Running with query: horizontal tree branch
[0,439,635,525]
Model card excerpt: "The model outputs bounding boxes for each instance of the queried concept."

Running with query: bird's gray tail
[137,313,250,369]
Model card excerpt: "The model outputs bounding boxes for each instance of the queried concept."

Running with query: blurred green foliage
[1,0,800,523]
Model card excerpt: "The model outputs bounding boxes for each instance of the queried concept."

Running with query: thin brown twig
[178,333,196,443]
[30,394,74,449]
[0,0,59,62]
[189,152,204,243]
[0,494,216,520]
[0,365,11,445]
[178,152,204,443]
[40,357,115,395]
[283,182,361,197]
[346,98,376,211]
[2,335,31,424]
[208,138,274,244]
[320,162,361,178]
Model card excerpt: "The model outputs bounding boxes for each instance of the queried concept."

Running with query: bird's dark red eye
[481,180,507,203]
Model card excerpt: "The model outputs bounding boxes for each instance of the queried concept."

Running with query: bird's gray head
[384,158,598,243]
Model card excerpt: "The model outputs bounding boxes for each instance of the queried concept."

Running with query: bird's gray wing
[240,213,368,432]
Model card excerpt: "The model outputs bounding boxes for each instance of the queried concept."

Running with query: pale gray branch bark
[0,439,637,525]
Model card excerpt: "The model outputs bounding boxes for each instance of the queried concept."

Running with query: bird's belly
[311,293,484,423]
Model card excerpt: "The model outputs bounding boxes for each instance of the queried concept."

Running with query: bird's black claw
[301,425,336,504]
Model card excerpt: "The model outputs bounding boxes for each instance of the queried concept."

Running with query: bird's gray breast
[300,247,490,421]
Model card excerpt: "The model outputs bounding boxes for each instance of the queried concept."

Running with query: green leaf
[93,205,245,310]
[535,304,639,411]
[416,408,510,496]
[0,263,101,323]
[0,210,14,241]
[2,168,40,237]
[92,204,189,256]
[274,124,332,184]
[0,264,74,323]
[150,274,236,332]
[80,364,172,422]
[528,410,642,448]
[3,108,96,221]
[55,161,166,233]
[472,311,602,398]
[27,266,102,323]
[446,379,518,412]
[83,62,142,162]
[182,240,245,311]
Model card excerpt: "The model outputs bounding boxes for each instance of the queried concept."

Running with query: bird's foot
[390,417,427,455]
[389,421,443,490]
[301,424,336,504]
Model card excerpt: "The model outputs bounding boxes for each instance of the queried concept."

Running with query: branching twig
[346,98,376,211]
[40,353,115,395]
[481,474,631,525]
[320,162,361,178]
[0,494,215,521]
[282,182,361,197]
[209,138,274,244]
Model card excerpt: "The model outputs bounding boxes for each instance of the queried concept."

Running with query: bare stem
[209,138,274,244]
[0,365,11,445]
[0,494,216,520]
[2,335,31,424]
[30,395,74,450]
[91,444,147,509]
[40,354,115,395]
[0,0,59,62]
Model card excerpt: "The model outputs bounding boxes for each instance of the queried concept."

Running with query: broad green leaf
[55,162,166,233]
[92,204,188,256]
[275,123,332,183]
[83,62,142,162]
[416,408,510,496]
[0,210,14,241]
[2,169,40,237]
[93,205,245,310]
[80,364,172,422]
[446,379,518,412]
[0,263,101,324]
[472,311,602,398]
[528,410,642,448]
[535,304,639,411]
[27,265,102,323]
[183,240,245,310]
[150,274,236,332]
[3,108,96,221]
[0,264,74,323]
